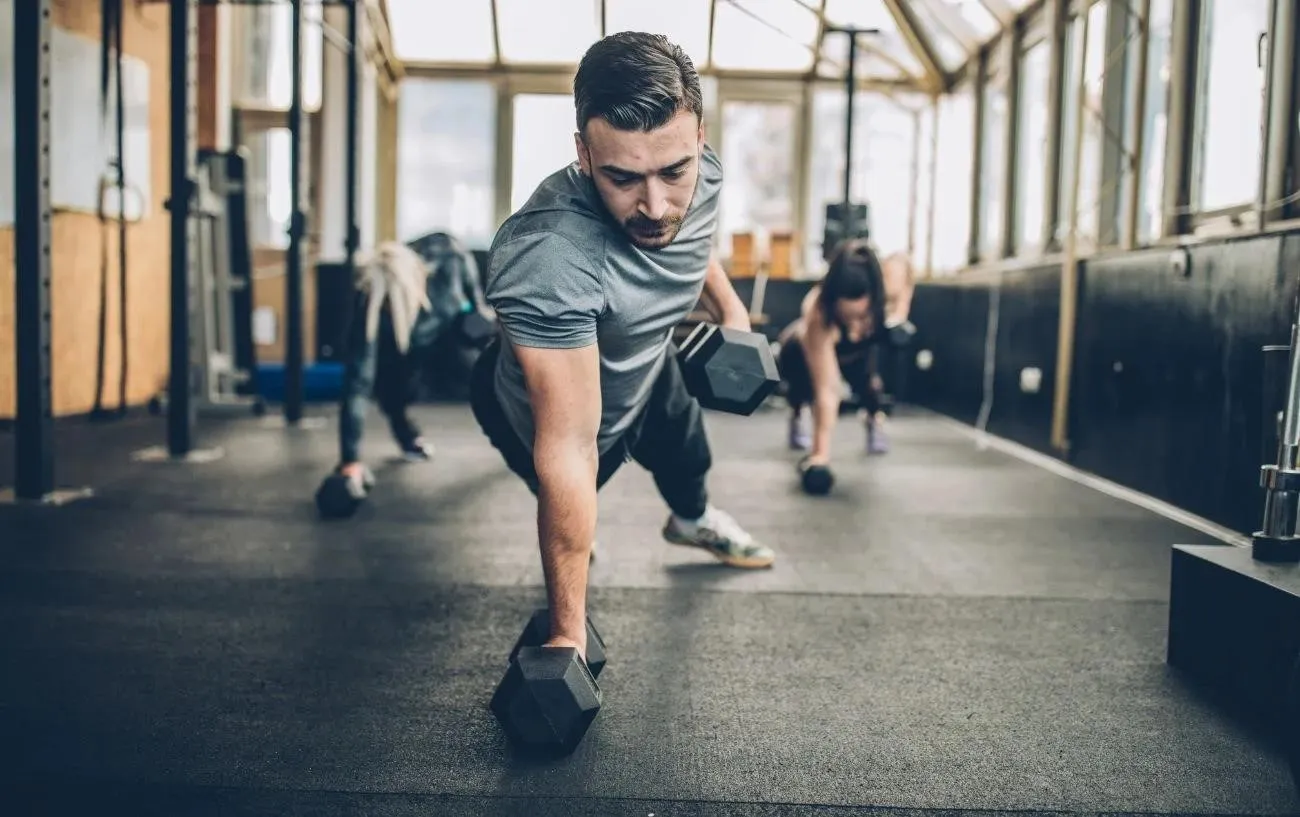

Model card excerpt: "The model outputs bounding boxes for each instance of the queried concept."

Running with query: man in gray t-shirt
[468,32,776,662]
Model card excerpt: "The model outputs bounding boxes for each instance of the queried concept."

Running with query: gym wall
[905,229,1300,536]
[0,0,174,419]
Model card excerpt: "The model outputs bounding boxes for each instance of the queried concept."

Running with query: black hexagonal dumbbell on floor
[492,611,604,756]
[509,608,608,678]
[676,322,781,415]
[314,465,375,519]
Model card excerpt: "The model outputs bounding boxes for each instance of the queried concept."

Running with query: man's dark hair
[574,32,703,134]
[819,239,886,333]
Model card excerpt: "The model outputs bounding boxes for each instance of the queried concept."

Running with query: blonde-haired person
[335,232,489,485]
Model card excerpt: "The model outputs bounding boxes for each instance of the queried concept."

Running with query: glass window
[387,0,495,63]
[233,3,323,111]
[719,100,798,255]
[804,91,918,272]
[1126,0,1174,242]
[511,94,578,213]
[1057,2,1107,247]
[819,10,927,79]
[711,0,820,71]
[932,87,975,272]
[979,53,1009,259]
[1016,39,1050,251]
[246,128,291,250]
[913,0,1001,49]
[913,104,936,273]
[946,0,1001,40]
[605,0,712,67]
[1193,0,1271,212]
[496,0,601,64]
[397,80,497,250]
[908,1,976,69]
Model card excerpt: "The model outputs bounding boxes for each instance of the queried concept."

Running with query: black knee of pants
[624,348,711,521]
[838,352,881,416]
[375,322,421,445]
[779,340,882,415]
[778,340,813,408]
[469,340,627,495]
[471,340,711,520]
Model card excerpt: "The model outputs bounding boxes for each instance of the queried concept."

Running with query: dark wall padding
[986,266,1062,452]
[907,231,1300,535]
[1073,236,1299,534]
[907,278,992,426]
[729,278,815,342]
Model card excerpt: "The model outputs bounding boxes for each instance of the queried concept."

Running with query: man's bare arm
[515,342,602,657]
[698,255,751,332]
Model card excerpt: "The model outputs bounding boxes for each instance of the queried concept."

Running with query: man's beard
[623,212,685,248]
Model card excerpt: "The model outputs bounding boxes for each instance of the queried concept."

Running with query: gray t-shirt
[486,144,723,455]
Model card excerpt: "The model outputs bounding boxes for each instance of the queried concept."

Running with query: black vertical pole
[14,0,54,500]
[843,30,857,216]
[345,0,360,265]
[284,0,305,424]
[168,0,197,457]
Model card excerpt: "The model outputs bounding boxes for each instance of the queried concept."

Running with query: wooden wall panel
[0,0,174,418]
[250,249,318,365]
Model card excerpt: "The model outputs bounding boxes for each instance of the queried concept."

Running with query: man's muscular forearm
[700,257,750,330]
[534,442,598,656]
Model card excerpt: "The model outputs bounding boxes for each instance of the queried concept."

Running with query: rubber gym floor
[1,403,1296,817]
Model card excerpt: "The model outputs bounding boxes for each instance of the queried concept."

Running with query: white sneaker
[662,505,775,569]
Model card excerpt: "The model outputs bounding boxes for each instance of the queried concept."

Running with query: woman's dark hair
[818,239,886,332]
[573,32,703,134]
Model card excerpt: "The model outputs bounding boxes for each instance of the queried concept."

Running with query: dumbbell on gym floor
[677,323,781,415]
[491,608,608,755]
[797,455,835,496]
[508,608,608,677]
[314,465,375,519]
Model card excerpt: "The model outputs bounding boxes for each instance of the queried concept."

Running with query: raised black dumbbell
[797,455,835,496]
[456,308,496,349]
[509,608,607,678]
[490,645,601,756]
[677,323,781,415]
[886,317,917,347]
[314,465,373,519]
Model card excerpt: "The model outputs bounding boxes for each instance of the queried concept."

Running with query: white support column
[213,4,233,150]
[316,5,348,262]
[360,57,379,248]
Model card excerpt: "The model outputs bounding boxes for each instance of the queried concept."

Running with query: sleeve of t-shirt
[694,143,724,235]
[486,232,603,349]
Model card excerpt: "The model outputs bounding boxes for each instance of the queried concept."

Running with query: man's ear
[575,132,591,176]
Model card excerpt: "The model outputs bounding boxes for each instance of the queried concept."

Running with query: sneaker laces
[700,506,754,548]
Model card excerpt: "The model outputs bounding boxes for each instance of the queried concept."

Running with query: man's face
[576,109,704,250]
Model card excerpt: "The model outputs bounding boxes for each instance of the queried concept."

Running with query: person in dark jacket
[335,231,490,481]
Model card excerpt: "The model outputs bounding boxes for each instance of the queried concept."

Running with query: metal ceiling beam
[794,0,923,81]
[489,0,502,68]
[706,0,718,70]
[881,0,947,90]
[401,60,922,89]
[915,0,984,51]
[806,0,829,80]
